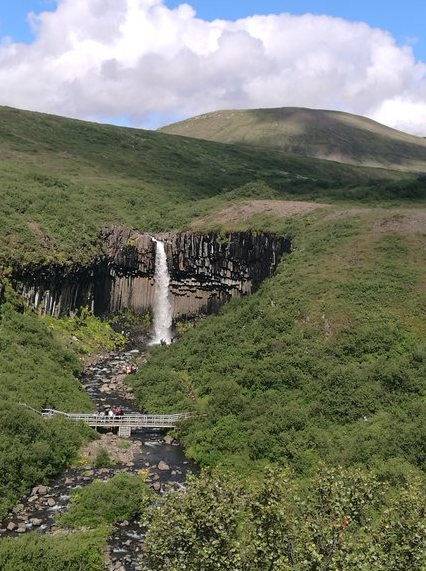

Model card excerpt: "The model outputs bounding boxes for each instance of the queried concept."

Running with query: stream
[0,346,197,570]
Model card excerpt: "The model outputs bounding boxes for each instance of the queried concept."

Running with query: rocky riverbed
[0,348,196,571]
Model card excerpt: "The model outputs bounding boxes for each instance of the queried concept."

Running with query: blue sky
[0,1,50,41]
[0,1,425,134]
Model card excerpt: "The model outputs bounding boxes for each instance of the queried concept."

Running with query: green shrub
[143,466,426,571]
[0,528,108,571]
[58,473,152,528]
[93,447,112,468]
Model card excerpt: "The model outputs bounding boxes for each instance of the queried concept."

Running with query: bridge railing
[40,408,193,427]
[19,403,194,428]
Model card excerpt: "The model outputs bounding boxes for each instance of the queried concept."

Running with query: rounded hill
[159,107,426,172]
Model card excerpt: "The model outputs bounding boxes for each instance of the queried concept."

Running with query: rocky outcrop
[11,227,291,318]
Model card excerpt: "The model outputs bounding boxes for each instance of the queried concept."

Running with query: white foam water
[151,238,172,344]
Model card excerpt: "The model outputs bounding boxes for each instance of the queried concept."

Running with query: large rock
[12,504,24,514]
[157,461,170,471]
[31,485,48,496]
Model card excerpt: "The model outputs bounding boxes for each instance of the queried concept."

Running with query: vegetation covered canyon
[1,105,426,569]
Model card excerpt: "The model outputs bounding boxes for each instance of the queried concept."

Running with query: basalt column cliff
[12,228,291,318]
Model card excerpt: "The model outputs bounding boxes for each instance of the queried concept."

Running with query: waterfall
[151,238,172,344]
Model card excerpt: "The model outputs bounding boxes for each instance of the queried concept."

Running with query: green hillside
[130,206,426,478]
[0,105,418,265]
[159,107,426,171]
[2,106,426,567]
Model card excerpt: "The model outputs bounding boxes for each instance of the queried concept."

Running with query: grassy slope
[0,105,413,265]
[1,105,426,519]
[130,206,426,478]
[0,297,93,517]
[0,291,122,518]
[159,107,426,171]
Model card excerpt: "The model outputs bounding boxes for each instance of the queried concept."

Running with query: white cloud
[0,0,425,135]
[374,98,426,136]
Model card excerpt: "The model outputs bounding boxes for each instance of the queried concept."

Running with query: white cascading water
[151,238,172,344]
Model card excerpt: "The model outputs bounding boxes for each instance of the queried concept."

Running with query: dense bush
[0,528,108,571]
[57,473,152,528]
[144,466,426,571]
[0,300,95,518]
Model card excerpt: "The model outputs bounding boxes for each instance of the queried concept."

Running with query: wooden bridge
[20,403,193,437]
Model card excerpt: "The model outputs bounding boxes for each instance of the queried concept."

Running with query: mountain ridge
[159,107,426,171]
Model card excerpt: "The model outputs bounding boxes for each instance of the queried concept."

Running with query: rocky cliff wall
[12,228,291,318]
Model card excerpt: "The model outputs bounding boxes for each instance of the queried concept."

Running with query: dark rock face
[11,228,291,318]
